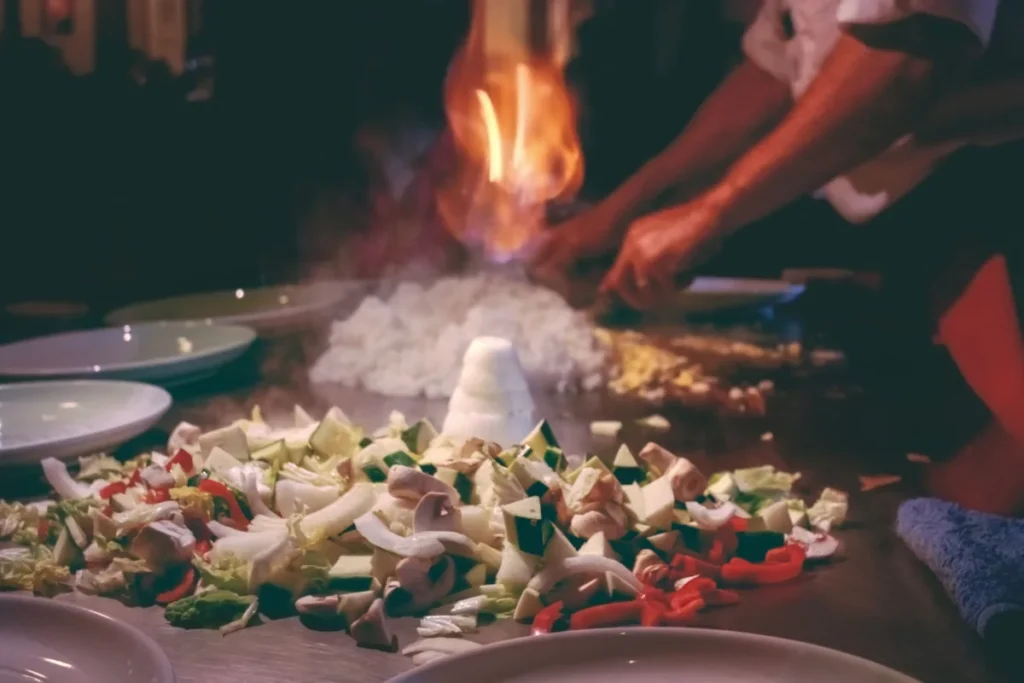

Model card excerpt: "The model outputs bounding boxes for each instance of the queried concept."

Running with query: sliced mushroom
[384,556,456,617]
[413,492,463,534]
[388,466,460,505]
[350,598,397,652]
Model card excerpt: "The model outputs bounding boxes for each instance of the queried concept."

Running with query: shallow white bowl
[0,322,255,385]
[0,380,171,466]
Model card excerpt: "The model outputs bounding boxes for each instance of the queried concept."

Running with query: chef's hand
[599,199,723,310]
[528,203,625,283]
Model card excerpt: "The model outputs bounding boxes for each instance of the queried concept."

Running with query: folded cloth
[896,497,1024,645]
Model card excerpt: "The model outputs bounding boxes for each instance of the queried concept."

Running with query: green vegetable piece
[435,467,474,503]
[199,425,250,461]
[358,437,373,448]
[612,444,645,485]
[362,465,388,483]
[542,447,566,473]
[251,440,289,466]
[383,451,417,469]
[401,419,438,455]
[734,530,786,562]
[523,420,559,457]
[501,497,553,556]
[418,463,437,476]
[164,590,254,630]
[309,413,358,458]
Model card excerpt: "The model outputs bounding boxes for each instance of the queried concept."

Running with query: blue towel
[896,497,1024,644]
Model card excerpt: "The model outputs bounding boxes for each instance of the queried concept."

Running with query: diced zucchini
[509,457,552,499]
[590,420,622,438]
[474,543,502,573]
[495,447,519,467]
[640,477,675,529]
[418,463,437,476]
[523,420,560,457]
[513,587,544,622]
[541,446,566,473]
[622,482,645,522]
[359,437,373,448]
[578,531,619,560]
[204,446,244,476]
[734,530,786,562]
[501,497,553,556]
[464,563,488,588]
[251,440,289,466]
[310,413,359,459]
[612,445,645,485]
[544,526,578,564]
[647,530,681,557]
[383,451,417,468]
[674,522,704,553]
[199,425,250,461]
[756,500,794,534]
[706,472,737,501]
[496,542,540,589]
[327,554,375,591]
[401,419,438,455]
[435,467,474,504]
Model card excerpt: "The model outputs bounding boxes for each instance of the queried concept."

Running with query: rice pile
[309,271,607,397]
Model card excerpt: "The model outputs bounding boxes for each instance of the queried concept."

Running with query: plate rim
[103,281,361,328]
[0,593,177,683]
[0,322,256,379]
[388,627,920,683]
[0,379,172,456]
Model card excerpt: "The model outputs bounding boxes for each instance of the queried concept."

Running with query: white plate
[0,594,175,683]
[0,322,255,385]
[104,281,363,334]
[0,380,171,466]
[389,629,919,683]
[672,276,805,313]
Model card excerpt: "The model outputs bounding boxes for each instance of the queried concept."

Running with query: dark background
[0,0,841,315]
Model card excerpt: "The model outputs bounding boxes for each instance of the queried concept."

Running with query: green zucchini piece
[501,497,553,556]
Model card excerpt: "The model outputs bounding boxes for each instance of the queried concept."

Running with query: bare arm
[599,59,792,230]
[702,19,979,234]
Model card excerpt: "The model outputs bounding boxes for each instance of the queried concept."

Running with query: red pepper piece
[156,567,197,605]
[99,480,128,500]
[721,545,805,586]
[669,554,722,580]
[708,539,725,564]
[198,479,250,530]
[660,597,705,626]
[531,600,565,635]
[165,448,194,474]
[641,601,667,627]
[703,589,741,606]
[569,600,644,630]
[144,488,171,504]
[36,519,51,543]
[728,517,748,532]
[194,539,212,557]
[128,468,142,487]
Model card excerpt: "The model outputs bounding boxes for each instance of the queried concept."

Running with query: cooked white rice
[309,270,607,397]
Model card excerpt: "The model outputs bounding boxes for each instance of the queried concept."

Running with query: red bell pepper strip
[99,480,128,500]
[639,587,669,604]
[156,567,197,605]
[721,545,805,585]
[198,479,250,530]
[531,600,565,635]
[128,468,142,487]
[641,601,667,627]
[669,554,722,580]
[708,539,725,564]
[728,517,748,532]
[36,519,51,543]
[165,448,194,474]
[660,597,705,626]
[569,600,644,630]
[194,539,212,557]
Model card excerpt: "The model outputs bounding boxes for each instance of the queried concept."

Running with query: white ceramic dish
[672,276,805,313]
[0,380,171,466]
[389,628,919,683]
[0,594,176,683]
[0,322,255,385]
[104,281,363,334]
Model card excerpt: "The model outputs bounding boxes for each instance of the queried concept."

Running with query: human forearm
[706,29,968,233]
[600,59,791,228]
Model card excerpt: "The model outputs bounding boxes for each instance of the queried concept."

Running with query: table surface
[0,325,1010,683]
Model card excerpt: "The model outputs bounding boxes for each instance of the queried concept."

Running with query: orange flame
[438,0,584,262]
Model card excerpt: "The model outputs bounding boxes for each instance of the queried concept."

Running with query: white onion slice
[685,501,738,530]
[528,556,643,596]
[403,637,483,656]
[354,512,446,557]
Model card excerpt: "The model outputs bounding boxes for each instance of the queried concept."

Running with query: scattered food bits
[590,421,623,438]
[906,453,932,464]
[637,414,671,431]
[760,432,774,442]
[690,382,711,395]
[728,387,744,401]
[809,349,846,366]
[858,475,902,492]
[757,380,775,392]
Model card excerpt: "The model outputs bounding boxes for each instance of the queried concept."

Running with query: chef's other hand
[529,204,624,283]
[599,200,723,310]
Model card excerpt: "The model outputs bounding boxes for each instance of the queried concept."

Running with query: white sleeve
[741,0,793,84]
[836,0,1000,46]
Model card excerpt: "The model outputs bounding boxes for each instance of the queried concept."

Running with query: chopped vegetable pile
[0,404,848,662]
